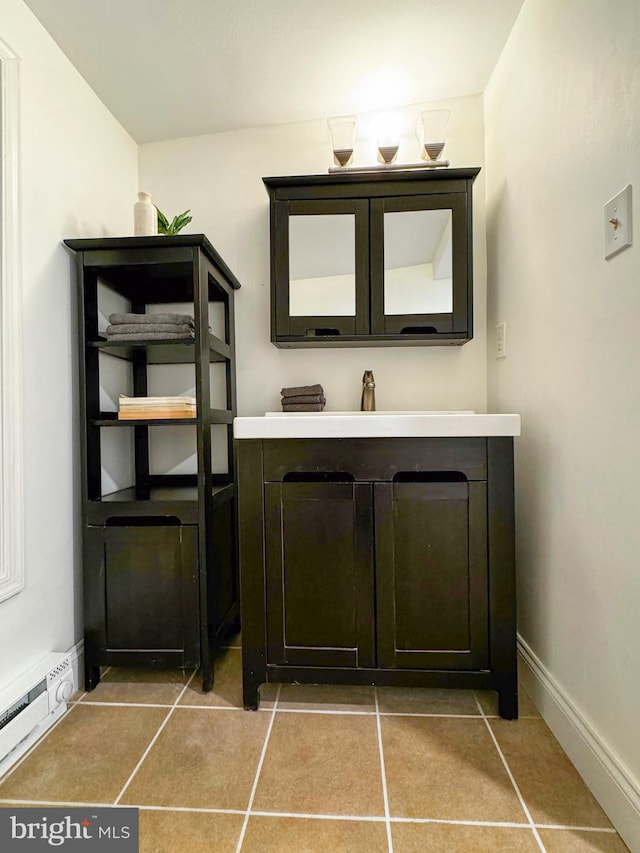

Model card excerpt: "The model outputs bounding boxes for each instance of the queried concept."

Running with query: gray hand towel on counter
[281,384,324,398]
[108,312,195,327]
[106,323,194,336]
[282,402,325,412]
[106,331,195,341]
[280,394,326,405]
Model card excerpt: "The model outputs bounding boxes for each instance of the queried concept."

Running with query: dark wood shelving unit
[65,234,241,692]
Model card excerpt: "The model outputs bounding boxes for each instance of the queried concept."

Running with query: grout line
[112,669,197,806]
[534,824,618,833]
[0,795,623,835]
[136,804,246,815]
[76,700,186,709]
[374,687,394,853]
[474,693,547,853]
[234,684,281,853]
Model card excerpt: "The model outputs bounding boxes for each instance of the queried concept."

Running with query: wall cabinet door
[374,481,489,671]
[264,481,375,668]
[272,198,370,340]
[370,193,470,337]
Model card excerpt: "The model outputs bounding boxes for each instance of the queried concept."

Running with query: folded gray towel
[108,312,195,326]
[107,323,193,335]
[281,384,324,398]
[106,331,194,341]
[282,402,325,412]
[280,394,326,405]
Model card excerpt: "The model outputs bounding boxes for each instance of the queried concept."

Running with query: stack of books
[118,395,197,420]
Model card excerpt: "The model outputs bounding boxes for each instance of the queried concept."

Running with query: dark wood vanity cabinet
[237,436,518,719]
[263,168,480,347]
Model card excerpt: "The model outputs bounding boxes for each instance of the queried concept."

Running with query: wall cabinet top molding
[264,167,480,348]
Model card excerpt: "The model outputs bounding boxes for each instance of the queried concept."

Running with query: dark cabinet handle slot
[400,326,438,335]
[306,328,340,337]
[105,515,182,527]
[393,471,468,483]
[283,471,354,483]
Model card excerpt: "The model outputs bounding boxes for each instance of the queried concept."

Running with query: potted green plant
[156,207,193,235]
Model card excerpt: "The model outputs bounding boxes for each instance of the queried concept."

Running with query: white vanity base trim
[234,413,521,439]
[518,635,640,852]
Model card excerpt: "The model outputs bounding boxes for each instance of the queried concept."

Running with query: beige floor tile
[490,718,612,827]
[179,649,243,708]
[538,828,631,852]
[120,708,270,810]
[81,667,193,705]
[377,686,480,716]
[139,808,243,852]
[0,705,167,803]
[258,682,279,709]
[277,683,376,712]
[381,716,525,822]
[392,821,541,852]
[252,712,385,816]
[476,685,540,718]
[242,816,389,852]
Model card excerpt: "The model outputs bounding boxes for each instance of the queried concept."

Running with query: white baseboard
[66,639,84,696]
[518,634,640,853]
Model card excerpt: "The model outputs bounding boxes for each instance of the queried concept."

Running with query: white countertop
[233,411,521,439]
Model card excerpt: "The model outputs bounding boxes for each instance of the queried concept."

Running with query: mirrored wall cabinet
[263,167,480,347]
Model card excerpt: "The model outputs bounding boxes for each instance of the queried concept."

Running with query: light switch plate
[496,322,506,359]
[604,184,632,259]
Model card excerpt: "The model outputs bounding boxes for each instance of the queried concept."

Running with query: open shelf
[91,332,231,364]
[93,408,233,426]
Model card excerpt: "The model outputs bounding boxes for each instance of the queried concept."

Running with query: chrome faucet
[361,370,376,411]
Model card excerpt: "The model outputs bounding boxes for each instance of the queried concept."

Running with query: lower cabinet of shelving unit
[83,519,200,687]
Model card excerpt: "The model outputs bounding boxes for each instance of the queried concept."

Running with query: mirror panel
[289,214,356,317]
[383,209,452,315]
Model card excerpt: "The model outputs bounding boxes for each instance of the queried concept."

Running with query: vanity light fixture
[327,115,358,168]
[326,108,452,172]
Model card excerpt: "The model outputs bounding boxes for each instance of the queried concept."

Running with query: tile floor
[0,640,630,852]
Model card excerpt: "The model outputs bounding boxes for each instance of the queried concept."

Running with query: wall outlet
[496,322,506,359]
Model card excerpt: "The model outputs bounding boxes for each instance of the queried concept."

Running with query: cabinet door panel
[265,481,374,668]
[370,193,468,337]
[87,524,199,665]
[273,199,370,340]
[375,481,488,670]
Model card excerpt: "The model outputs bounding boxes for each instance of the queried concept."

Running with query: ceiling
[23,0,524,144]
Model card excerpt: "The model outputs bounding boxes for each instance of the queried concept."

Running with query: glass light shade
[416,109,450,161]
[375,111,403,165]
[327,115,358,167]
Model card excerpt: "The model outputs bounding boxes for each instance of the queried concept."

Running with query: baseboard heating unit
[0,653,74,775]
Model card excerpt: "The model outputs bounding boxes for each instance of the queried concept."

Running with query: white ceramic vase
[133,191,158,236]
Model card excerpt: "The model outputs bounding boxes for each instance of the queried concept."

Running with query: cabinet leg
[84,662,100,692]
[243,673,262,711]
[201,663,214,693]
[498,679,519,720]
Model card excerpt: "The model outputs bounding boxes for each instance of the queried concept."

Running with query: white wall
[0,0,138,686]
[139,95,488,416]
[485,0,640,845]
